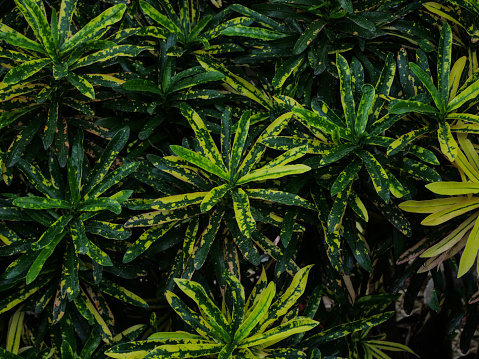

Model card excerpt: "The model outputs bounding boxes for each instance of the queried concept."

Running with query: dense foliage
[1,0,479,358]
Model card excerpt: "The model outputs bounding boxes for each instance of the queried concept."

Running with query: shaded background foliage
[1,0,479,358]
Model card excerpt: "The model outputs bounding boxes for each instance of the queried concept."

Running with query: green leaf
[320,144,359,166]
[327,183,352,233]
[165,291,216,339]
[123,222,176,263]
[196,54,272,109]
[83,127,130,198]
[60,4,126,55]
[66,72,95,99]
[174,278,231,341]
[27,232,65,284]
[125,207,200,228]
[0,23,45,53]
[170,145,229,180]
[336,53,356,132]
[303,312,394,347]
[14,0,56,59]
[245,189,315,210]
[223,270,245,334]
[13,196,70,209]
[448,78,479,112]
[180,103,227,173]
[77,198,122,215]
[87,162,139,199]
[57,0,78,47]
[293,106,348,137]
[355,84,375,136]
[387,126,432,156]
[152,192,207,211]
[388,100,439,115]
[140,0,182,34]
[200,184,231,213]
[236,165,310,185]
[221,26,288,40]
[193,208,224,269]
[272,55,304,90]
[293,19,326,55]
[356,150,390,203]
[71,45,150,70]
[70,218,89,254]
[144,343,223,359]
[85,221,131,240]
[254,265,313,335]
[232,188,256,238]
[230,111,251,174]
[3,58,51,84]
[438,121,458,162]
[331,158,362,196]
[409,62,443,110]
[437,23,452,103]
[31,214,73,251]
[239,317,318,348]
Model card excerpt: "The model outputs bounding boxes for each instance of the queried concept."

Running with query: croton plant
[1,0,479,358]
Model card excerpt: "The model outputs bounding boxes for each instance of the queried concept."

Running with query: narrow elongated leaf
[438,122,457,162]
[303,312,394,347]
[409,62,443,110]
[254,265,313,335]
[389,101,439,115]
[13,196,70,209]
[327,183,352,233]
[71,45,150,70]
[193,209,224,269]
[174,279,231,342]
[438,23,452,103]
[31,214,73,251]
[293,19,326,55]
[221,26,288,40]
[77,198,122,215]
[66,73,95,99]
[196,54,272,109]
[170,145,229,180]
[165,291,215,339]
[399,197,469,213]
[230,111,250,174]
[152,192,207,211]
[356,150,390,203]
[144,343,223,359]
[320,144,359,166]
[125,207,200,227]
[27,232,65,284]
[0,23,45,53]
[83,127,129,197]
[387,126,432,156]
[448,77,479,111]
[236,165,310,185]
[336,53,356,132]
[60,4,127,55]
[331,158,362,196]
[458,216,479,277]
[180,103,227,172]
[200,184,231,213]
[123,222,176,263]
[57,0,78,47]
[234,282,275,344]
[422,198,479,226]
[245,189,315,210]
[356,84,375,135]
[239,317,318,348]
[3,59,51,84]
[232,188,256,238]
